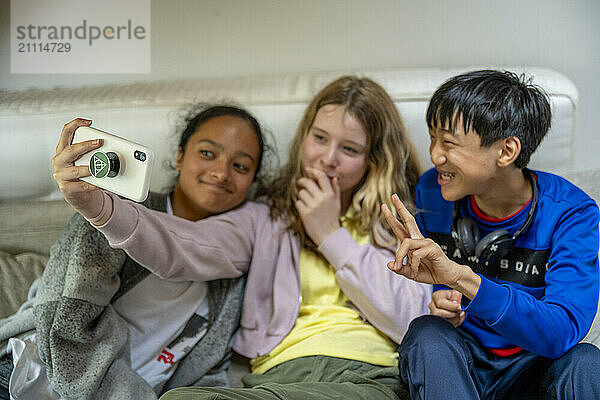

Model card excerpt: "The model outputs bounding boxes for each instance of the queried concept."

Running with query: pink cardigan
[96,192,432,358]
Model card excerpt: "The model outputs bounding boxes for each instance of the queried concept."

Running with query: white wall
[1,0,599,170]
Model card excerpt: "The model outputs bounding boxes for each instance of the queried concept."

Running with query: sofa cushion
[0,251,47,318]
[562,168,600,203]
[561,169,600,347]
[0,199,74,255]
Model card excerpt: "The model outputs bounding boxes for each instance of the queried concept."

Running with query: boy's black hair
[426,70,552,168]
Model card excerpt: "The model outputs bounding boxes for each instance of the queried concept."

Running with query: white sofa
[0,66,582,201]
[0,67,598,382]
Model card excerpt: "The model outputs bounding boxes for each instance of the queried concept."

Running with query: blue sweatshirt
[416,168,599,359]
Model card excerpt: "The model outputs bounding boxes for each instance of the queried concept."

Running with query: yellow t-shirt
[250,211,398,374]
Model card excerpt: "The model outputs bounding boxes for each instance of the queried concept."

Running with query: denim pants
[399,315,600,400]
[0,355,13,400]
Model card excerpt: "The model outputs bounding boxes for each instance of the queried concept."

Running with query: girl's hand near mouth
[295,166,341,246]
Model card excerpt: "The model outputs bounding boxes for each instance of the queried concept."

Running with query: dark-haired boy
[383,70,600,399]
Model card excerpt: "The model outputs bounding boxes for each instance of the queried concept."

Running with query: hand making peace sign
[381,194,473,292]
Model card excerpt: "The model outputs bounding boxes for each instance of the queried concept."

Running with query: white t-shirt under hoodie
[111,196,210,393]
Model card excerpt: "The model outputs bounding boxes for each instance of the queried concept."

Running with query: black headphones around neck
[451,169,538,266]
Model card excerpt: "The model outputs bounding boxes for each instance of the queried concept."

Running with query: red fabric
[469,195,531,223]
[489,346,523,357]
[469,172,538,222]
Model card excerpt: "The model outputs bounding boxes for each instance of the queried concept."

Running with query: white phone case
[73,126,154,202]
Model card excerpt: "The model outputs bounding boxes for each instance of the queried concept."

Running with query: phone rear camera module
[134,150,147,162]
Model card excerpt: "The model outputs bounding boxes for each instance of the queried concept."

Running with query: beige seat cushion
[0,199,74,255]
[0,251,48,318]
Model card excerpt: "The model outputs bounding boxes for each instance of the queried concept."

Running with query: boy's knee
[400,315,458,354]
[405,315,454,341]
[544,344,600,398]
[558,343,600,375]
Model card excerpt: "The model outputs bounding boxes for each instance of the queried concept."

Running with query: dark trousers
[399,315,600,400]
[0,355,12,400]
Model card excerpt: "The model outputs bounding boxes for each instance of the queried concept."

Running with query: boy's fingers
[432,290,462,312]
[437,295,462,312]
[449,290,462,303]
[387,260,413,277]
[381,204,408,240]
[449,314,465,328]
[408,249,422,279]
[432,307,461,319]
[451,311,466,327]
[391,194,423,239]
[396,240,420,279]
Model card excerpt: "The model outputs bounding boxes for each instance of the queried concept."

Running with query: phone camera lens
[134,150,147,162]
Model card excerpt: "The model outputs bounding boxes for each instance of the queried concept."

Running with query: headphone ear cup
[475,230,514,265]
[455,217,480,256]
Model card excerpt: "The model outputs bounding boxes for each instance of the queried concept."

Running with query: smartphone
[72,126,154,202]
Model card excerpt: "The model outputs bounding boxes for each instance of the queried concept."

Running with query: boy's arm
[462,200,599,358]
[383,195,600,359]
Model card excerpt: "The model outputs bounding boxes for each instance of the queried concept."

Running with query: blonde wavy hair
[268,75,421,248]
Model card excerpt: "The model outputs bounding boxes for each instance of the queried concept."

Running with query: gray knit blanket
[0,193,245,399]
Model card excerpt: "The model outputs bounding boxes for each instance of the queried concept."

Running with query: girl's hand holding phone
[52,118,106,219]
